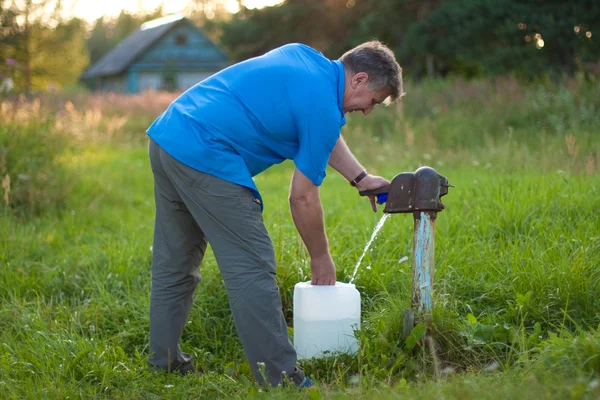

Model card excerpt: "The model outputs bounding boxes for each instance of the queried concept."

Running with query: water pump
[360,166,452,337]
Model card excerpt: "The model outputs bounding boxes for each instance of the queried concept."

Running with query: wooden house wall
[92,71,213,93]
[91,75,126,92]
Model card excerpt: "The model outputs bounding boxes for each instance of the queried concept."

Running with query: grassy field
[1,77,599,399]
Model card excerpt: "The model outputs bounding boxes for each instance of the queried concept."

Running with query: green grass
[1,78,599,398]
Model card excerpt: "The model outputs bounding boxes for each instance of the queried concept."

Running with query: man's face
[342,72,389,116]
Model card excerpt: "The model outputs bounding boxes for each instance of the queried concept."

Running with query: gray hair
[339,41,404,103]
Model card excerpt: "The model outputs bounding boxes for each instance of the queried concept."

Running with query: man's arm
[289,168,336,285]
[328,136,366,182]
[329,136,390,211]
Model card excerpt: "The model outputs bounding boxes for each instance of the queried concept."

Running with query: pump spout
[383,167,451,214]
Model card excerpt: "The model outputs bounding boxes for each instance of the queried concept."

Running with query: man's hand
[356,174,391,212]
[310,253,336,285]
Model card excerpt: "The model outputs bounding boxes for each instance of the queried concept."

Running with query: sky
[68,0,284,22]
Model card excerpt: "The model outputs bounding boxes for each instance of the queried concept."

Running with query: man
[146,40,403,387]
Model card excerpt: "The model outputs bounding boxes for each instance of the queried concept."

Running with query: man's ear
[351,72,369,88]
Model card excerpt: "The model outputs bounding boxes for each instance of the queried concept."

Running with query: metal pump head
[384,166,451,214]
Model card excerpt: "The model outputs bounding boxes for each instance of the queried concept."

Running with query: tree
[0,0,89,93]
[219,0,369,62]
[216,0,599,78]
[44,18,89,88]
[186,0,235,44]
[401,0,600,77]
[348,0,443,76]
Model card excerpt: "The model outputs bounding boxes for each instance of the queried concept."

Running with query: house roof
[82,14,226,79]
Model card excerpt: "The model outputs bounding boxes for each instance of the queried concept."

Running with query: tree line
[1,0,598,93]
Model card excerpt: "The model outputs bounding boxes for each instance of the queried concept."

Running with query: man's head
[339,41,404,115]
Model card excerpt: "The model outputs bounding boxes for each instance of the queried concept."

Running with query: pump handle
[358,185,390,197]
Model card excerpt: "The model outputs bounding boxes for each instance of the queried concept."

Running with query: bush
[0,119,72,216]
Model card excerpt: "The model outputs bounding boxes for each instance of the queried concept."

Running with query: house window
[175,34,187,46]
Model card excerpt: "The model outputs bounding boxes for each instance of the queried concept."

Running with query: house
[81,14,229,93]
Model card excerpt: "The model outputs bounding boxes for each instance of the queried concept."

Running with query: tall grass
[0,78,599,398]
[346,75,598,175]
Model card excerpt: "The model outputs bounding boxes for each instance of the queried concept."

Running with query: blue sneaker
[298,376,315,388]
[289,367,315,388]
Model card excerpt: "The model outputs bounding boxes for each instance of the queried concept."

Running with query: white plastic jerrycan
[293,281,361,359]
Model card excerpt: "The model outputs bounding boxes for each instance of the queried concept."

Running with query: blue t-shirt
[147,43,347,208]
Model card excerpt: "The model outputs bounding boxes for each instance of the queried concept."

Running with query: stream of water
[349,213,391,284]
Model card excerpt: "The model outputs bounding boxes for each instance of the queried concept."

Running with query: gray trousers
[148,139,302,386]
